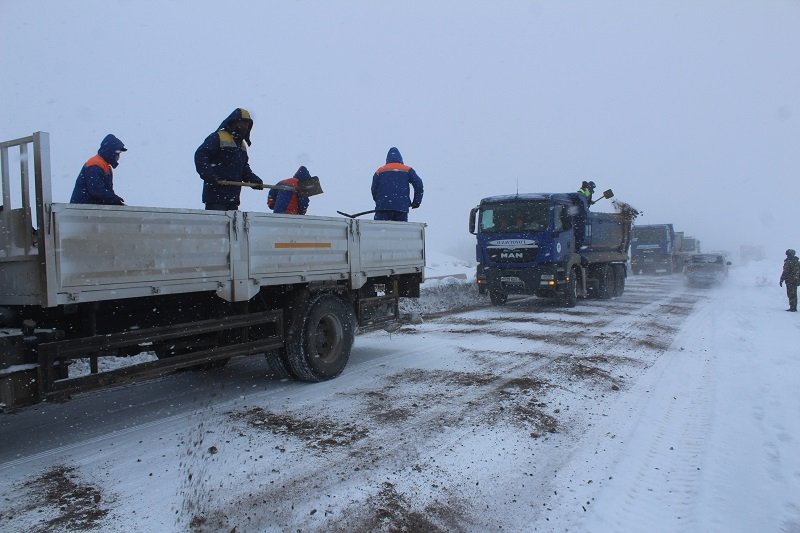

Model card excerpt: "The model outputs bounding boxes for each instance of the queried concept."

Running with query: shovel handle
[217,180,295,192]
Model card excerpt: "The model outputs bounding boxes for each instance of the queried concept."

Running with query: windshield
[479,201,550,234]
[691,254,724,264]
[633,227,666,242]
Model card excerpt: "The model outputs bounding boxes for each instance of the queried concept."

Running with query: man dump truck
[468,192,636,307]
[0,132,425,408]
[630,223,683,274]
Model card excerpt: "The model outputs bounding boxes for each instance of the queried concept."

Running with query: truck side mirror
[469,207,478,235]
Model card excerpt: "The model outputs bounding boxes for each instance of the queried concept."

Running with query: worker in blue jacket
[70,134,127,205]
[371,147,424,221]
[195,108,263,210]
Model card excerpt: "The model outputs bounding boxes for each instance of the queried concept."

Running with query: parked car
[685,253,731,286]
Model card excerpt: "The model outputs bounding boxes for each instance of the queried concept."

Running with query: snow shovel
[336,209,377,218]
[217,177,323,196]
[590,189,614,205]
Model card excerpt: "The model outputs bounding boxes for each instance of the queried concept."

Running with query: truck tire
[489,290,508,306]
[265,349,295,379]
[285,293,354,382]
[597,265,612,299]
[612,264,626,297]
[559,270,578,308]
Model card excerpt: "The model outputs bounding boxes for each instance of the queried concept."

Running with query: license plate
[500,276,522,283]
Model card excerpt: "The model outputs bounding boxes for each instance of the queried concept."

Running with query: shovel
[336,209,377,218]
[590,189,614,205]
[218,176,324,196]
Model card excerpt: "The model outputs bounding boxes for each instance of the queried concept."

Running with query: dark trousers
[373,210,408,222]
[205,203,238,211]
[787,282,798,310]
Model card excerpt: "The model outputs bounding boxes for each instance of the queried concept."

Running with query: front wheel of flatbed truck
[286,293,355,381]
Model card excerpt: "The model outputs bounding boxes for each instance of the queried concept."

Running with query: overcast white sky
[1,0,798,259]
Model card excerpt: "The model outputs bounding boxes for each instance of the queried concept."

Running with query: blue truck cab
[469,193,634,307]
[630,223,681,274]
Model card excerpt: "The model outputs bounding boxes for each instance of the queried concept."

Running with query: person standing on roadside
[371,147,423,222]
[779,248,800,312]
[195,108,263,211]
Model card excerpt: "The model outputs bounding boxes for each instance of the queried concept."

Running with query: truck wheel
[612,265,626,297]
[286,293,354,382]
[597,265,612,299]
[559,270,577,307]
[489,290,508,306]
[265,349,295,379]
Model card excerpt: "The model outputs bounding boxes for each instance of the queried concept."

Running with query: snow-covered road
[1,266,798,532]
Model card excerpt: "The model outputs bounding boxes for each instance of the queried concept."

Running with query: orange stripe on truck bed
[274,242,332,249]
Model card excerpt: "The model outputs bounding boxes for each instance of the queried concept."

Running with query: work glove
[249,175,263,185]
[411,202,420,209]
[116,196,125,206]
[780,280,783,287]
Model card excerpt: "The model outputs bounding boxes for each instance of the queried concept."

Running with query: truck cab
[469,193,632,307]
[630,223,678,274]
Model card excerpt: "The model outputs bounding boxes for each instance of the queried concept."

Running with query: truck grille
[488,248,538,263]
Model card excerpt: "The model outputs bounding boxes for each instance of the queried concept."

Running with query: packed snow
[1,255,798,532]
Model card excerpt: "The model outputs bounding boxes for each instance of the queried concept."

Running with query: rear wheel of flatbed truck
[285,293,355,381]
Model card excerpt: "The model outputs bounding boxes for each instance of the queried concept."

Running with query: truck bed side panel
[55,206,233,289]
[356,220,426,276]
[246,213,350,284]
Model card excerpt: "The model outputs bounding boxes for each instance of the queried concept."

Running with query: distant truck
[0,132,425,408]
[630,223,683,274]
[682,235,701,255]
[468,193,636,307]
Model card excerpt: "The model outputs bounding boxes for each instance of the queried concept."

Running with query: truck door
[553,203,574,259]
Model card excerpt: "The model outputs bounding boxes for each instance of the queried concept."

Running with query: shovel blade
[602,189,614,199]
[297,176,323,196]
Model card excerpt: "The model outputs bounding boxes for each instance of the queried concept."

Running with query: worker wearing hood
[371,147,424,222]
[269,166,313,215]
[70,134,127,205]
[195,108,264,210]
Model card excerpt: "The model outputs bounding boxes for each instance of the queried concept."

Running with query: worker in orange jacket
[268,166,312,215]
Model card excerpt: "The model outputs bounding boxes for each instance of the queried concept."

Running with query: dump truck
[630,223,683,274]
[0,132,425,408]
[468,192,636,307]
[682,235,701,255]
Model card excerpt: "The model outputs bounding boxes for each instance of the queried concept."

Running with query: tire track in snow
[546,297,716,532]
